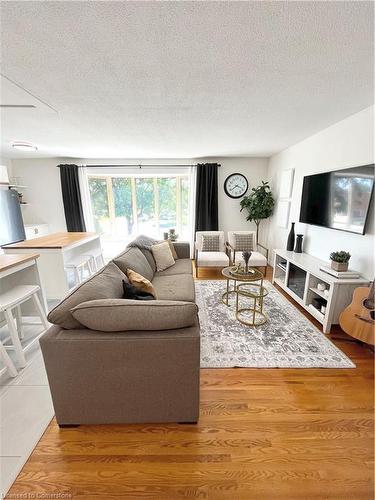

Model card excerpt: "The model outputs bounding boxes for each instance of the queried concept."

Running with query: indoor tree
[240,181,275,243]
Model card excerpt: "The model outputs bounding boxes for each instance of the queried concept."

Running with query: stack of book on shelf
[320,265,360,279]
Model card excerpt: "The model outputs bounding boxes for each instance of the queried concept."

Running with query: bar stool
[65,255,93,286]
[82,248,105,273]
[0,285,49,372]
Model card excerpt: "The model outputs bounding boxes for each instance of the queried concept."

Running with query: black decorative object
[59,164,86,232]
[195,163,219,232]
[286,222,295,251]
[294,234,303,253]
[242,251,252,273]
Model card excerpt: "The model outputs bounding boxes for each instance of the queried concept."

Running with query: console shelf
[272,249,368,333]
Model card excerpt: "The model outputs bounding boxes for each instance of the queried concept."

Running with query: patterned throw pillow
[201,234,220,252]
[234,233,254,251]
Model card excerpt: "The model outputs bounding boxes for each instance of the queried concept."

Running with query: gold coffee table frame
[222,266,268,327]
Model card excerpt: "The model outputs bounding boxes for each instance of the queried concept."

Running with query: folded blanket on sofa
[127,234,159,251]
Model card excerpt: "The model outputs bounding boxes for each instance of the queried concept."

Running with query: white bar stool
[0,285,49,372]
[82,249,105,273]
[65,255,93,286]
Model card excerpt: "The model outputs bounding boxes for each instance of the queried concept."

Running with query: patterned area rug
[196,280,355,368]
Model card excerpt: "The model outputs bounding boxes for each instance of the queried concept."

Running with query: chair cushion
[151,241,175,271]
[234,251,267,267]
[71,299,198,332]
[197,252,230,267]
[152,274,195,302]
[233,232,255,251]
[127,268,157,298]
[113,247,154,282]
[48,262,127,329]
[155,259,192,277]
[201,234,220,252]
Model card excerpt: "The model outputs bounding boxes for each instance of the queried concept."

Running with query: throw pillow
[71,299,198,332]
[201,234,220,252]
[151,241,175,271]
[126,268,157,298]
[122,280,155,301]
[167,239,178,259]
[234,233,254,251]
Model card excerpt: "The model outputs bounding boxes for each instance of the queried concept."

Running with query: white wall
[11,156,269,238]
[11,157,67,233]
[267,106,374,278]
[215,157,269,242]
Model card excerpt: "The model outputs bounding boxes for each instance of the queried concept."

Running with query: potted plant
[240,181,275,243]
[329,251,351,272]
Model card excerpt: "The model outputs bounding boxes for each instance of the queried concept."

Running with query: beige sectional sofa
[40,241,200,426]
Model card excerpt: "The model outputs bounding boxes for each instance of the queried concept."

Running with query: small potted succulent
[329,251,351,272]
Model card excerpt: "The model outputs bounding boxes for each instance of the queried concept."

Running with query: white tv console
[272,249,368,333]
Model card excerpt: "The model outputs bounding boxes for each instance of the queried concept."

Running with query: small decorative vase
[168,228,178,242]
[242,251,252,273]
[286,222,295,251]
[163,232,169,240]
[331,260,349,272]
[294,234,303,253]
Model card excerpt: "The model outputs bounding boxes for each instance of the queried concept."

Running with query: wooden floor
[8,268,374,499]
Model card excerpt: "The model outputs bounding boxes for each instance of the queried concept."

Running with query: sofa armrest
[71,299,198,332]
[173,241,190,259]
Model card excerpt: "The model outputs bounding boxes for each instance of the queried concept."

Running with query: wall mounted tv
[299,164,374,235]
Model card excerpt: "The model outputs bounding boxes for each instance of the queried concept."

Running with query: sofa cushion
[71,299,198,332]
[197,251,229,267]
[48,262,127,329]
[155,258,192,277]
[151,241,175,271]
[113,247,154,281]
[152,274,195,302]
[139,248,157,273]
[127,268,156,298]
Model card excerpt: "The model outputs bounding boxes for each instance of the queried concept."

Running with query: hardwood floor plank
[7,266,374,499]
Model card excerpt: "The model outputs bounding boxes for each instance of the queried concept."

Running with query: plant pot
[331,260,349,272]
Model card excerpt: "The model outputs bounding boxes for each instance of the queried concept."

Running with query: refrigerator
[0,188,26,246]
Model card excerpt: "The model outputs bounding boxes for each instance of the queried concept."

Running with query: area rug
[195,280,355,368]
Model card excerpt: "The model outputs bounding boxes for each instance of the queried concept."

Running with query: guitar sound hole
[363,298,375,310]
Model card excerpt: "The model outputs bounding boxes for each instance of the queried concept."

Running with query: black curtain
[59,164,87,232]
[195,163,219,232]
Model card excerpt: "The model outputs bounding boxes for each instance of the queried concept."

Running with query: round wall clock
[224,173,248,199]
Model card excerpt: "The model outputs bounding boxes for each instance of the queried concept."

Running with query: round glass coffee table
[222,266,268,326]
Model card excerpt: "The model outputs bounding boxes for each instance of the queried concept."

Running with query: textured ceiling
[0,1,373,159]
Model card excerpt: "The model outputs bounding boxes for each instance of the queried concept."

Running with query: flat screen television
[0,188,26,246]
[299,164,374,235]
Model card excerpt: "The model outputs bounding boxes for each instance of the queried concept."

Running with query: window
[85,169,193,258]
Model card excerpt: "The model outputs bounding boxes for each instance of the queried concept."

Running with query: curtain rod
[57,163,221,168]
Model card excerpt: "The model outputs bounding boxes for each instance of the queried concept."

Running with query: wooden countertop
[0,253,40,272]
[2,232,98,249]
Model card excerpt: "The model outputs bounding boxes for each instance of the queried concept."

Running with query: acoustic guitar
[339,281,375,345]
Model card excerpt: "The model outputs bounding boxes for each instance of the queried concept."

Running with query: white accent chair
[227,231,268,275]
[195,231,230,277]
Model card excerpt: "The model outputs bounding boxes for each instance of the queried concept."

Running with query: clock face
[224,173,248,199]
